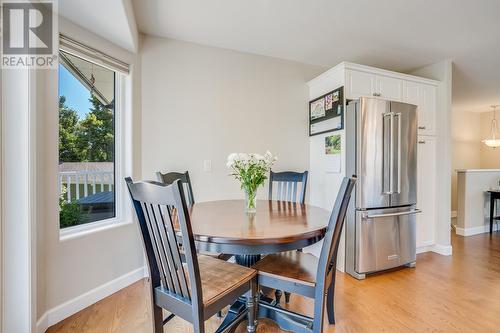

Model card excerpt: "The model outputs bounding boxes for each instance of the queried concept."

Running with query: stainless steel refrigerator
[345,97,420,280]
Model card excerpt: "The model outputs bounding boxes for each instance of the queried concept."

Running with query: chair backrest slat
[161,205,191,299]
[148,203,184,297]
[126,178,203,310]
[149,204,178,293]
[316,177,356,291]
[157,171,195,206]
[140,201,172,291]
[269,171,309,204]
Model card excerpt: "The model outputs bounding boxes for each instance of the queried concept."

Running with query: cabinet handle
[418,126,426,130]
[418,140,426,144]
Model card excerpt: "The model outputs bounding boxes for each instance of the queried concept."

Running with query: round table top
[186,200,331,255]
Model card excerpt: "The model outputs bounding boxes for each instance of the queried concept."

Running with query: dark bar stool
[488,190,500,234]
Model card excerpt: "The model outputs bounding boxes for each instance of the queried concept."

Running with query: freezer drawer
[355,207,417,274]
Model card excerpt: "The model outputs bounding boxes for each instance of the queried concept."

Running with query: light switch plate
[203,160,212,172]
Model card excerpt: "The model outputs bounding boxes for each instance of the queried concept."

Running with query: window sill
[59,217,134,242]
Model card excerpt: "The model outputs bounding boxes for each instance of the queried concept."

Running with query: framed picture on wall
[309,86,344,136]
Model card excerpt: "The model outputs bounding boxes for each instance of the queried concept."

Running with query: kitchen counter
[457,169,500,173]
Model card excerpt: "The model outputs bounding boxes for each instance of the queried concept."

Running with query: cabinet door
[416,136,436,248]
[403,82,437,136]
[418,84,436,135]
[376,75,403,101]
[345,70,375,99]
[403,81,419,105]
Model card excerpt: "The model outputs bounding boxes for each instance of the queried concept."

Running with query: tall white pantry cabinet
[307,62,438,268]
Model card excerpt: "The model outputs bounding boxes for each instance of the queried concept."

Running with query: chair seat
[252,251,318,287]
[194,255,256,306]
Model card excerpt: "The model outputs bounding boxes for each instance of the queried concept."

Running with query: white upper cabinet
[346,70,375,99]
[403,81,436,136]
[402,80,419,105]
[346,70,402,101]
[418,84,436,135]
[375,75,403,101]
[345,66,437,135]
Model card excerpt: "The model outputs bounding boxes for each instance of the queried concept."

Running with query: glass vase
[244,189,257,214]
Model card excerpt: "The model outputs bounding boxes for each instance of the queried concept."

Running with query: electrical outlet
[203,160,212,172]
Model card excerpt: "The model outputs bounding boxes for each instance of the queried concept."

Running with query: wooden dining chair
[126,178,257,333]
[157,171,195,206]
[157,170,232,262]
[268,170,308,204]
[253,176,356,333]
[268,170,309,304]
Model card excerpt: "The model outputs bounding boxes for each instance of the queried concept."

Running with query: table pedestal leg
[491,195,495,234]
[235,254,261,266]
[215,255,261,333]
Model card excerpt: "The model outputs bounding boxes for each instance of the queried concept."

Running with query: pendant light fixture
[483,105,500,148]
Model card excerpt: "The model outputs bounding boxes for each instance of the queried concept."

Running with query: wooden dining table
[184,199,331,333]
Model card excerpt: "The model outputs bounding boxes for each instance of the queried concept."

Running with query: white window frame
[58,52,132,241]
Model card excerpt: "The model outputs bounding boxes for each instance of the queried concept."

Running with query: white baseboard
[432,244,453,256]
[416,242,435,254]
[455,224,499,236]
[36,313,48,333]
[417,242,452,256]
[36,266,147,333]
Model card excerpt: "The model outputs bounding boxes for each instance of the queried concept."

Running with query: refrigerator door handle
[382,112,393,195]
[363,209,421,219]
[389,112,394,194]
[395,112,402,194]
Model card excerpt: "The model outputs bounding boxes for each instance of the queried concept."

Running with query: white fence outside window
[59,170,114,202]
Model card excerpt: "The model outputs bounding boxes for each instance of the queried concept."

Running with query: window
[58,50,117,229]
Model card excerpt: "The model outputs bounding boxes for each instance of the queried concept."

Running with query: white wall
[35,18,145,330]
[450,110,500,212]
[140,36,324,200]
[451,111,482,211]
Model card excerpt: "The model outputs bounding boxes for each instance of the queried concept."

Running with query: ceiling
[132,0,500,113]
[59,0,138,52]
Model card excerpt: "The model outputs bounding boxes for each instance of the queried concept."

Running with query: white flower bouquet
[227,151,277,213]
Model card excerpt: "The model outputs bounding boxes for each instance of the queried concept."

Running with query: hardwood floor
[47,232,500,332]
